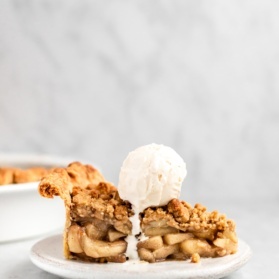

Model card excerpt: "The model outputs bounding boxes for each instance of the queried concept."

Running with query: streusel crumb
[142,198,235,235]
[191,253,200,263]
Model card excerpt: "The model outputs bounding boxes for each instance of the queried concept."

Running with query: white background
[0,1,279,278]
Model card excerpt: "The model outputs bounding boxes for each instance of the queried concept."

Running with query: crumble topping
[142,199,236,234]
[70,182,133,235]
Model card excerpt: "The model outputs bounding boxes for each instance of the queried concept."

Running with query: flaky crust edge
[38,162,105,258]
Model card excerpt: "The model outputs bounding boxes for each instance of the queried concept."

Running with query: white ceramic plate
[30,235,251,279]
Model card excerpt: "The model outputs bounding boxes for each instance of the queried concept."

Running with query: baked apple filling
[138,200,237,263]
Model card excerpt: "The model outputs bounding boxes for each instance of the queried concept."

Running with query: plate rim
[30,234,252,279]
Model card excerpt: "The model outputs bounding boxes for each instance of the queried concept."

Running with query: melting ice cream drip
[118,143,187,260]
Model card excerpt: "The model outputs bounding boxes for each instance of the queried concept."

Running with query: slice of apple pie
[39,162,237,264]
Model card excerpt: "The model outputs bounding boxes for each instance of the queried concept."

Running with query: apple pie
[39,162,238,263]
[0,167,50,185]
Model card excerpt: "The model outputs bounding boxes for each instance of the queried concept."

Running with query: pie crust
[0,167,50,185]
[39,162,238,263]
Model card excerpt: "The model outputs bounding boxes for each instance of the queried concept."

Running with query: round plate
[30,235,251,279]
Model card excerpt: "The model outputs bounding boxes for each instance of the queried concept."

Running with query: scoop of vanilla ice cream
[118,143,187,213]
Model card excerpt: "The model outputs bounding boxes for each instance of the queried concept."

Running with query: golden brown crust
[38,162,107,259]
[39,162,105,200]
[0,168,16,185]
[142,199,236,234]
[14,167,50,184]
[0,167,50,185]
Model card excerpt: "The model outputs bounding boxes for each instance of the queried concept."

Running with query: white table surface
[0,197,278,279]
